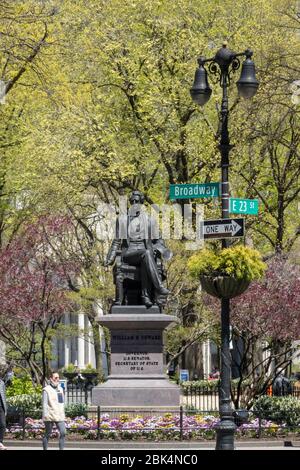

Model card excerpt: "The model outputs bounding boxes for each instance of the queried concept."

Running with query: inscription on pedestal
[92,313,180,406]
[111,330,163,375]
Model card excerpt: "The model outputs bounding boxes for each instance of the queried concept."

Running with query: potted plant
[187,245,266,299]
[62,363,78,381]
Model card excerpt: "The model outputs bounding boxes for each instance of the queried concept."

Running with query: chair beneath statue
[112,250,167,307]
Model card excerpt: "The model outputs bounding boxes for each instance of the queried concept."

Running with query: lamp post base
[215,419,236,450]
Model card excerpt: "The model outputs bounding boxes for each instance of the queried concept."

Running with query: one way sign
[199,218,245,240]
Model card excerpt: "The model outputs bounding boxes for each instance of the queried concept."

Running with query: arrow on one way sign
[199,218,245,239]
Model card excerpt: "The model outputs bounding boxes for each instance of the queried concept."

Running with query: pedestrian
[273,372,292,396]
[42,371,66,450]
[209,367,220,380]
[0,369,7,451]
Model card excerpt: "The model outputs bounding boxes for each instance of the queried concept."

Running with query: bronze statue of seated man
[104,190,172,308]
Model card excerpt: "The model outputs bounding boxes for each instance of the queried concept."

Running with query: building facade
[51,313,108,375]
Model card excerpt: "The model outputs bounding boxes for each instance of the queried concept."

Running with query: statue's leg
[140,266,153,307]
[141,250,160,289]
[142,250,170,295]
[115,272,124,305]
[123,248,154,307]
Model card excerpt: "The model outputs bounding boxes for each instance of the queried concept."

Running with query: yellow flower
[119,414,129,422]
[195,416,205,423]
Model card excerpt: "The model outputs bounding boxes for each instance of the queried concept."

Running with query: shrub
[7,393,42,419]
[181,379,220,392]
[7,395,88,420]
[180,378,251,393]
[188,245,266,282]
[253,396,300,427]
[6,376,42,397]
[65,403,88,418]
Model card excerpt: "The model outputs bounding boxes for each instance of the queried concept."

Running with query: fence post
[22,408,26,441]
[179,406,183,441]
[97,405,101,440]
[257,413,262,439]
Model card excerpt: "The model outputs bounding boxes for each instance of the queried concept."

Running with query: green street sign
[169,183,220,200]
[229,198,259,215]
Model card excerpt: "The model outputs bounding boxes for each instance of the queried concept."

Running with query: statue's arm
[104,239,121,266]
[153,240,173,261]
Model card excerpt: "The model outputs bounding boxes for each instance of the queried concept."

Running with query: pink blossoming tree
[0,215,79,384]
[230,255,300,408]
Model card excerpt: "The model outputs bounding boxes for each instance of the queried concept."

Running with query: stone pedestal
[92,306,180,407]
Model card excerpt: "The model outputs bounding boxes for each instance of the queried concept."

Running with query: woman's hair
[49,371,59,378]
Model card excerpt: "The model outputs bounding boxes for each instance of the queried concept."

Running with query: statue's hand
[104,258,114,267]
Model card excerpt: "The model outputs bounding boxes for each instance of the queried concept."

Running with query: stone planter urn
[200,275,250,299]
[81,372,98,385]
[63,372,78,381]
[81,372,97,380]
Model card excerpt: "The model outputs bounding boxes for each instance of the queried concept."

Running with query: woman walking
[42,372,66,450]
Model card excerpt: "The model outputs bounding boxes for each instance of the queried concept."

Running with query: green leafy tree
[1,0,299,380]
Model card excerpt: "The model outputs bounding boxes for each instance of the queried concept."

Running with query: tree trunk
[275,190,284,253]
[27,358,43,385]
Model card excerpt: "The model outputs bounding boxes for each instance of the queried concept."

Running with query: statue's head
[129,190,145,205]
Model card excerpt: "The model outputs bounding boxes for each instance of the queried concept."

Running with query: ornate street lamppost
[190,42,259,450]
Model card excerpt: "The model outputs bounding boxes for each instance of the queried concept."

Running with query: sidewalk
[3,439,300,450]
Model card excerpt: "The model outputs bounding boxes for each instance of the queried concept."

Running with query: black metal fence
[182,385,300,410]
[65,383,93,405]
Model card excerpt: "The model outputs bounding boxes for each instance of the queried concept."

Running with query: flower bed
[6,413,299,441]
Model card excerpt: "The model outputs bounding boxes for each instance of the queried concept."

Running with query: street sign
[199,218,245,239]
[59,379,67,393]
[179,369,189,382]
[229,198,259,215]
[169,182,219,200]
